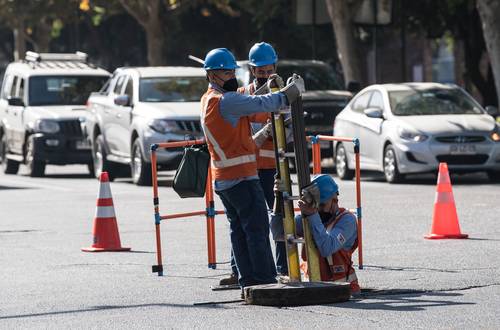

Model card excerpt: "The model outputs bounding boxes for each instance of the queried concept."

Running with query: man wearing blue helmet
[271,174,360,293]
[201,48,304,293]
[298,174,360,293]
[219,43,289,287]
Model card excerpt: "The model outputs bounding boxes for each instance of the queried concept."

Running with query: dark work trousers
[217,179,277,287]
[258,168,288,275]
[229,168,288,277]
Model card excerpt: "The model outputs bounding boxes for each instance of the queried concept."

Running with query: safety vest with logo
[200,87,257,181]
[238,83,276,170]
[300,208,360,293]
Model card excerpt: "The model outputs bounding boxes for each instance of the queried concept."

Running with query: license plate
[75,139,91,150]
[449,144,476,155]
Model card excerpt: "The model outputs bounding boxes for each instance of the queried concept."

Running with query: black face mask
[318,211,333,224]
[222,78,239,92]
[256,77,268,88]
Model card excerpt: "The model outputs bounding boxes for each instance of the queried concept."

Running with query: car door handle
[116,113,122,118]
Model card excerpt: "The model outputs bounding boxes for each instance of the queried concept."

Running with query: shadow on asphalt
[0,185,34,190]
[361,264,459,273]
[338,289,474,311]
[0,302,226,320]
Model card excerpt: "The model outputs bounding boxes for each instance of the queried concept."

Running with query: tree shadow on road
[0,301,227,320]
[336,289,474,312]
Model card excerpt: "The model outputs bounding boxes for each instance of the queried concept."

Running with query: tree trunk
[33,19,52,53]
[13,21,26,61]
[325,0,363,86]
[144,20,165,66]
[477,0,500,106]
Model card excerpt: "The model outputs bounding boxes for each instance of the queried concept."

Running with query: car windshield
[277,63,343,90]
[389,88,484,116]
[139,77,206,102]
[29,75,108,106]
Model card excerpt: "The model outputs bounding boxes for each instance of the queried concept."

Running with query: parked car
[86,66,206,185]
[0,51,110,177]
[333,82,500,182]
[237,59,352,159]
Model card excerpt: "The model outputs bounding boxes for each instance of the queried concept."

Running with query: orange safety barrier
[150,139,224,276]
[310,134,364,269]
[149,135,363,276]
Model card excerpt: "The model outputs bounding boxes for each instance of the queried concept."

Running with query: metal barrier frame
[310,135,363,269]
[149,134,363,276]
[150,139,224,276]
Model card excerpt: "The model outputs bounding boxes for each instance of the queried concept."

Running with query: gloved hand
[299,182,320,216]
[268,74,285,90]
[252,120,273,147]
[280,74,305,104]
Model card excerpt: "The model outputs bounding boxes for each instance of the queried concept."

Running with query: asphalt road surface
[1,164,499,329]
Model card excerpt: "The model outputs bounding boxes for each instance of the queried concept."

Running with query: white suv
[0,52,110,176]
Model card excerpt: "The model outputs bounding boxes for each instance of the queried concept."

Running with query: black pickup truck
[236,59,352,160]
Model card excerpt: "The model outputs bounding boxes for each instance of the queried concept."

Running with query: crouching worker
[271,174,360,294]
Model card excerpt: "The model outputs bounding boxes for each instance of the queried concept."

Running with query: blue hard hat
[311,174,339,203]
[203,48,240,70]
[248,42,278,67]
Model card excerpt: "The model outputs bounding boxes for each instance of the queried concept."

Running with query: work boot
[219,273,238,286]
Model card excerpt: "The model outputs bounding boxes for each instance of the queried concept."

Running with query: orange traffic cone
[425,163,468,239]
[82,172,131,252]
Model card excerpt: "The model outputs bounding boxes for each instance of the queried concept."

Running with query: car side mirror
[7,97,24,107]
[364,107,384,119]
[346,81,361,94]
[114,95,130,107]
[485,105,499,116]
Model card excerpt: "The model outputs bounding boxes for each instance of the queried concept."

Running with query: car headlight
[36,119,60,134]
[148,119,178,134]
[398,127,428,142]
[490,126,500,142]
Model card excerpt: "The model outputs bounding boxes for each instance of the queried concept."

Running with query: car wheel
[487,170,500,182]
[383,144,403,183]
[25,135,45,177]
[87,162,95,177]
[131,138,152,186]
[335,143,354,180]
[93,135,115,181]
[1,133,19,175]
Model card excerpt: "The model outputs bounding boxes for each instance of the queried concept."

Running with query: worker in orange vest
[219,42,288,287]
[298,174,360,293]
[201,48,303,291]
[271,174,360,294]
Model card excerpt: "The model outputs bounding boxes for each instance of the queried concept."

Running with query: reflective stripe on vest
[259,149,275,158]
[201,90,257,169]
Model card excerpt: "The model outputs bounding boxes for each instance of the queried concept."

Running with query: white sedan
[333,83,500,183]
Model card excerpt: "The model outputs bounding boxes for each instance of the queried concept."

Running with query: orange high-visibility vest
[301,208,360,293]
[201,87,257,181]
[239,83,276,170]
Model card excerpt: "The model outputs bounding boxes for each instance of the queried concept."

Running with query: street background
[1,166,499,328]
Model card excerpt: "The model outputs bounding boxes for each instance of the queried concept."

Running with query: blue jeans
[217,179,277,287]
[258,168,288,275]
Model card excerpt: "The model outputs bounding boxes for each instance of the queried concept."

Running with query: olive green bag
[172,144,210,198]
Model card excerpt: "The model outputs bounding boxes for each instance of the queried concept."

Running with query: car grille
[436,154,489,165]
[59,120,83,137]
[176,120,202,134]
[303,101,345,134]
[435,136,486,143]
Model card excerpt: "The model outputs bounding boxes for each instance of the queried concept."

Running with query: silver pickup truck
[86,66,206,185]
